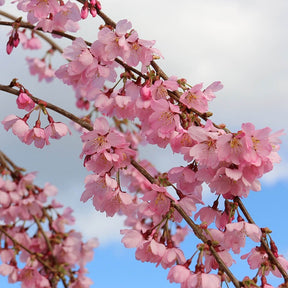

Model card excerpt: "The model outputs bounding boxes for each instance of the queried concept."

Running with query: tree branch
[235,197,288,282]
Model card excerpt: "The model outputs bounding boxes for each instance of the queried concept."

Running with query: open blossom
[223,222,262,254]
[180,82,222,113]
[188,122,221,169]
[241,247,288,278]
[241,123,273,166]
[167,264,191,284]
[18,30,42,50]
[2,114,29,142]
[26,57,54,82]
[143,99,181,147]
[19,267,50,288]
[188,272,221,288]
[140,184,173,221]
[81,173,133,216]
[45,121,71,139]
[37,1,81,32]
[24,126,49,148]
[97,19,133,61]
[81,117,126,155]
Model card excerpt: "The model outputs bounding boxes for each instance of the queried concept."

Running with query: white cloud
[73,205,125,245]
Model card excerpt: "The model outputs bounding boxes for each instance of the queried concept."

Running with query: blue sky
[1,0,288,287]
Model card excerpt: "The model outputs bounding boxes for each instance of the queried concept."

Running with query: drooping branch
[0,84,93,131]
[0,225,69,288]
[235,197,288,282]
[0,10,220,127]
[0,10,64,53]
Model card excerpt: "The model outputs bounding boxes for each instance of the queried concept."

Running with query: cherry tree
[0,1,287,287]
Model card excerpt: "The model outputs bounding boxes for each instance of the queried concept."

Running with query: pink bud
[6,37,13,54]
[81,2,89,19]
[6,42,13,55]
[140,85,152,100]
[90,6,97,17]
[96,0,101,10]
[13,31,20,47]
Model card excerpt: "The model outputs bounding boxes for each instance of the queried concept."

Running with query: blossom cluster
[0,160,98,288]
[55,19,161,109]
[2,88,70,148]
[13,0,81,33]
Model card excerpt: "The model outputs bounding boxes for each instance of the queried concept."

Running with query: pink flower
[81,173,132,216]
[97,19,132,61]
[46,1,80,33]
[217,131,245,165]
[180,83,209,113]
[160,247,186,269]
[223,222,261,254]
[26,57,54,82]
[18,31,41,50]
[19,267,50,287]
[135,239,166,264]
[241,247,288,278]
[141,184,172,220]
[24,126,49,148]
[167,265,191,284]
[52,207,75,233]
[188,272,221,288]
[241,123,272,166]
[16,92,35,111]
[2,115,29,142]
[81,117,125,155]
[45,122,71,139]
[241,247,268,271]
[194,206,222,227]
[121,229,144,248]
[168,166,202,196]
[0,264,18,283]
[188,124,220,169]
[146,99,181,147]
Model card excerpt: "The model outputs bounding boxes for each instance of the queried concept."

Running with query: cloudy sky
[0,0,288,287]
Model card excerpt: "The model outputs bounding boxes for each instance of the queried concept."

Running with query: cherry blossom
[26,57,55,82]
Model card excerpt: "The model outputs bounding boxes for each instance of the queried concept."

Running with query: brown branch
[0,84,93,131]
[0,226,54,271]
[235,197,288,282]
[33,215,53,254]
[0,10,63,53]
[171,203,241,288]
[130,157,241,287]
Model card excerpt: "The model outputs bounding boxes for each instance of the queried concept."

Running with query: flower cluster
[14,0,81,32]
[2,87,70,148]
[0,158,98,288]
[55,19,161,108]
